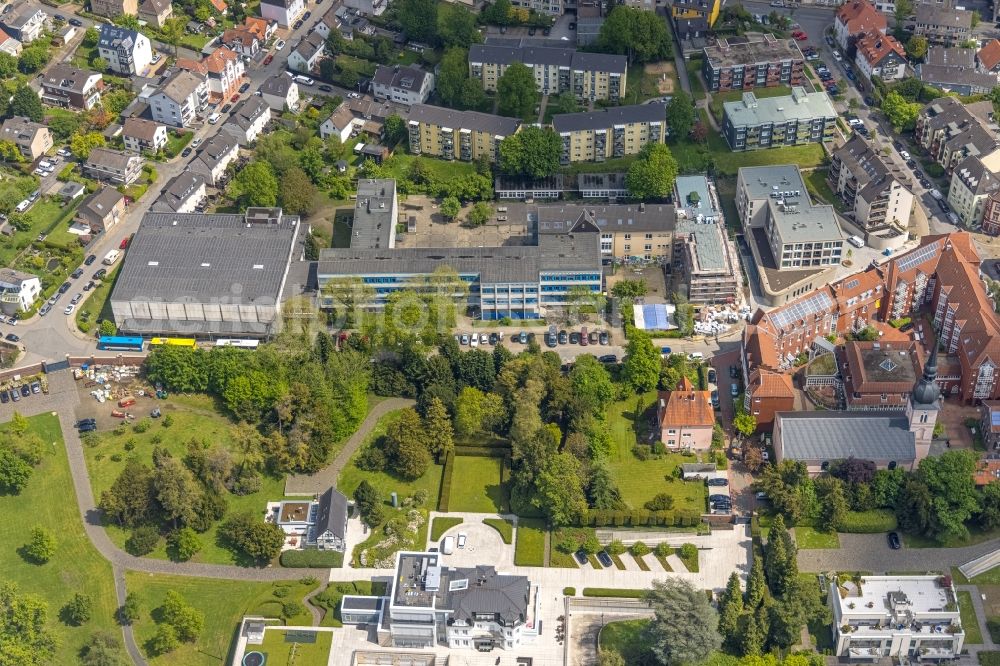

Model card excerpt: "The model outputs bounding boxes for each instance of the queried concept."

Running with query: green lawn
[551,527,598,568]
[313,581,385,627]
[163,130,194,159]
[794,525,841,549]
[430,517,463,541]
[382,152,479,183]
[483,518,513,543]
[605,393,705,511]
[803,168,846,212]
[125,573,317,666]
[0,413,125,664]
[258,629,332,665]
[709,85,792,122]
[39,198,84,249]
[958,590,984,644]
[447,456,508,513]
[599,618,654,665]
[83,393,295,565]
[514,518,546,566]
[0,191,73,265]
[76,264,120,334]
[687,58,706,101]
[903,525,1000,549]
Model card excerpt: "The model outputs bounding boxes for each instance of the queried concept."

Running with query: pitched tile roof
[974,457,1000,485]
[123,117,164,142]
[979,39,1000,71]
[658,377,716,428]
[748,368,794,399]
[855,31,905,68]
[836,0,886,34]
[203,46,240,74]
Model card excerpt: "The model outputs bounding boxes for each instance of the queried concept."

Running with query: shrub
[631,541,650,557]
[632,445,651,461]
[63,593,93,625]
[606,539,626,555]
[162,414,174,427]
[483,518,513,544]
[563,587,576,596]
[438,450,456,511]
[279,549,344,568]
[282,601,307,620]
[24,525,56,563]
[654,542,671,557]
[273,586,291,598]
[644,493,675,511]
[133,419,151,433]
[582,588,646,598]
[838,509,898,533]
[123,438,136,451]
[356,445,387,472]
[126,526,160,556]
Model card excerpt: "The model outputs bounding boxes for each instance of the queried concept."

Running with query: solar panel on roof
[992,412,1000,426]
[845,278,860,291]
[895,240,941,273]
[771,291,833,330]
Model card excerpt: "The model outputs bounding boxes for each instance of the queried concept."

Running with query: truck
[103,250,120,265]
[442,536,455,554]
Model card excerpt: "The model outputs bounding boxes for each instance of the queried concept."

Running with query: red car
[793,31,807,41]
[263,54,273,65]
[231,93,240,103]
[119,237,129,250]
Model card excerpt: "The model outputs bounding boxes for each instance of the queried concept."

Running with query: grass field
[447,456,508,512]
[904,525,1000,549]
[314,581,385,627]
[0,413,125,664]
[483,518,513,543]
[126,573,317,666]
[382,153,479,183]
[430,517,463,541]
[76,264,121,333]
[83,393,295,565]
[959,590,985,644]
[687,58,706,101]
[514,518,546,566]
[794,525,841,549]
[258,629,333,665]
[599,618,653,665]
[803,168,846,211]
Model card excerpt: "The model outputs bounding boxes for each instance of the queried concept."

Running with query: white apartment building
[147,69,209,128]
[830,575,965,660]
[97,24,153,76]
[948,154,1000,227]
[259,0,304,27]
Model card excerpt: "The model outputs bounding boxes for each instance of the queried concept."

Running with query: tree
[102,89,134,116]
[396,0,438,43]
[882,91,921,132]
[979,480,1000,528]
[384,114,407,146]
[220,511,285,562]
[232,161,278,208]
[497,62,537,119]
[437,48,471,108]
[153,456,200,529]
[148,623,179,655]
[82,27,100,48]
[746,555,766,609]
[63,593,93,625]
[24,526,55,564]
[733,412,756,438]
[764,514,797,596]
[816,476,849,531]
[440,196,461,221]
[125,526,160,556]
[423,397,454,461]
[906,34,928,60]
[168,527,202,561]
[161,591,204,642]
[739,611,765,657]
[9,86,43,122]
[89,56,108,72]
[279,166,317,216]
[0,139,22,165]
[626,143,679,199]
[896,477,933,535]
[623,328,660,392]
[0,582,55,664]
[467,201,492,226]
[99,460,155,527]
[611,279,647,300]
[17,44,49,74]
[894,0,913,25]
[596,5,672,63]
[645,578,721,665]
[0,52,14,78]
[718,571,744,649]
[70,132,107,160]
[498,126,561,179]
[534,453,587,524]
[80,631,129,666]
[119,593,141,626]
[0,448,33,493]
[113,13,141,29]
[917,449,979,541]
[666,90,694,139]
[437,3,481,48]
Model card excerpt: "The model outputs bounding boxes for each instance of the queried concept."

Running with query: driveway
[426,511,516,570]
[798,533,1000,573]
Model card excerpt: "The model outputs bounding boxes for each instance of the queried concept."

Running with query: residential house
[122,117,168,153]
[701,33,806,93]
[57,181,85,201]
[0,27,21,56]
[0,268,41,312]
[841,340,926,411]
[914,97,1000,174]
[314,7,341,38]
[260,0,304,27]
[287,32,326,73]
[188,133,238,185]
[138,0,173,28]
[468,45,627,102]
[151,172,207,213]
[40,65,103,110]
[854,31,907,81]
[509,0,560,15]
[344,0,387,15]
[259,73,299,111]
[209,0,227,14]
[918,46,1000,96]
[318,97,392,142]
[552,104,665,164]
[982,191,1000,235]
[975,456,1000,482]
[406,104,521,162]
[828,135,914,233]
[220,96,271,145]
[829,576,964,660]
[979,39,1000,74]
[912,4,973,45]
[948,154,1000,227]
[668,0,721,28]
[0,2,47,44]
[83,147,144,185]
[221,25,261,56]
[178,46,244,102]
[91,0,138,19]
[655,377,716,451]
[833,0,886,52]
[0,116,52,161]
[371,65,434,106]
[148,69,209,127]
[743,365,795,433]
[314,488,348,551]
[74,186,126,234]
[722,87,837,151]
[98,24,153,76]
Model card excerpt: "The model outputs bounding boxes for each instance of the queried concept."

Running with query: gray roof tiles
[777,411,916,462]
[468,43,627,74]
[552,103,665,133]
[316,487,348,540]
[408,104,521,137]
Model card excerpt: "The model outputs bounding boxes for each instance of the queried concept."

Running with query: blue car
[827,86,840,94]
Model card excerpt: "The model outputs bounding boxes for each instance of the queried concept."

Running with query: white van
[208,112,221,124]
[442,536,455,555]
[15,199,31,213]
[103,250,121,265]
[848,235,865,248]
[293,75,315,86]
[688,351,704,361]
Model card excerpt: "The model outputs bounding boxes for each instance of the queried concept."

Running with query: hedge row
[563,587,576,596]
[838,510,898,533]
[438,450,456,512]
[574,509,702,528]
[280,549,344,568]
[582,588,647,598]
[454,446,509,457]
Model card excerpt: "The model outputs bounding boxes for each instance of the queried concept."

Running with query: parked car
[239,82,251,94]
[69,18,83,26]
[30,381,40,394]
[274,39,286,50]
[574,550,588,565]
[318,84,333,92]
[457,532,467,548]
[707,368,717,384]
[71,268,83,279]
[84,254,97,265]
[580,328,589,346]
[10,388,18,402]
[731,382,739,397]
[518,331,527,344]
[263,54,274,65]
[729,365,738,378]
[707,478,728,487]
[588,331,598,344]
[569,332,581,344]
[479,333,489,345]
[887,532,901,549]
[39,304,51,316]
[58,282,71,294]
[293,19,303,29]
[63,304,75,315]
[5,333,19,343]
[460,333,470,345]
[711,390,719,409]
[489,332,499,345]
[70,293,82,305]
[79,422,96,432]
[83,280,95,291]
[598,354,618,363]
[558,330,568,344]
[20,385,30,397]
[599,330,609,345]
[119,237,129,250]
[0,391,8,404]
[596,551,613,567]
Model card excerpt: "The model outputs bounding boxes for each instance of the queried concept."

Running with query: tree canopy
[497,63,537,119]
[595,6,673,63]
[499,126,562,180]
[626,143,679,199]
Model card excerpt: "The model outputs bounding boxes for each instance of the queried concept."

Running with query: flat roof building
[702,33,806,92]
[110,208,300,337]
[722,87,837,151]
[673,175,740,305]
